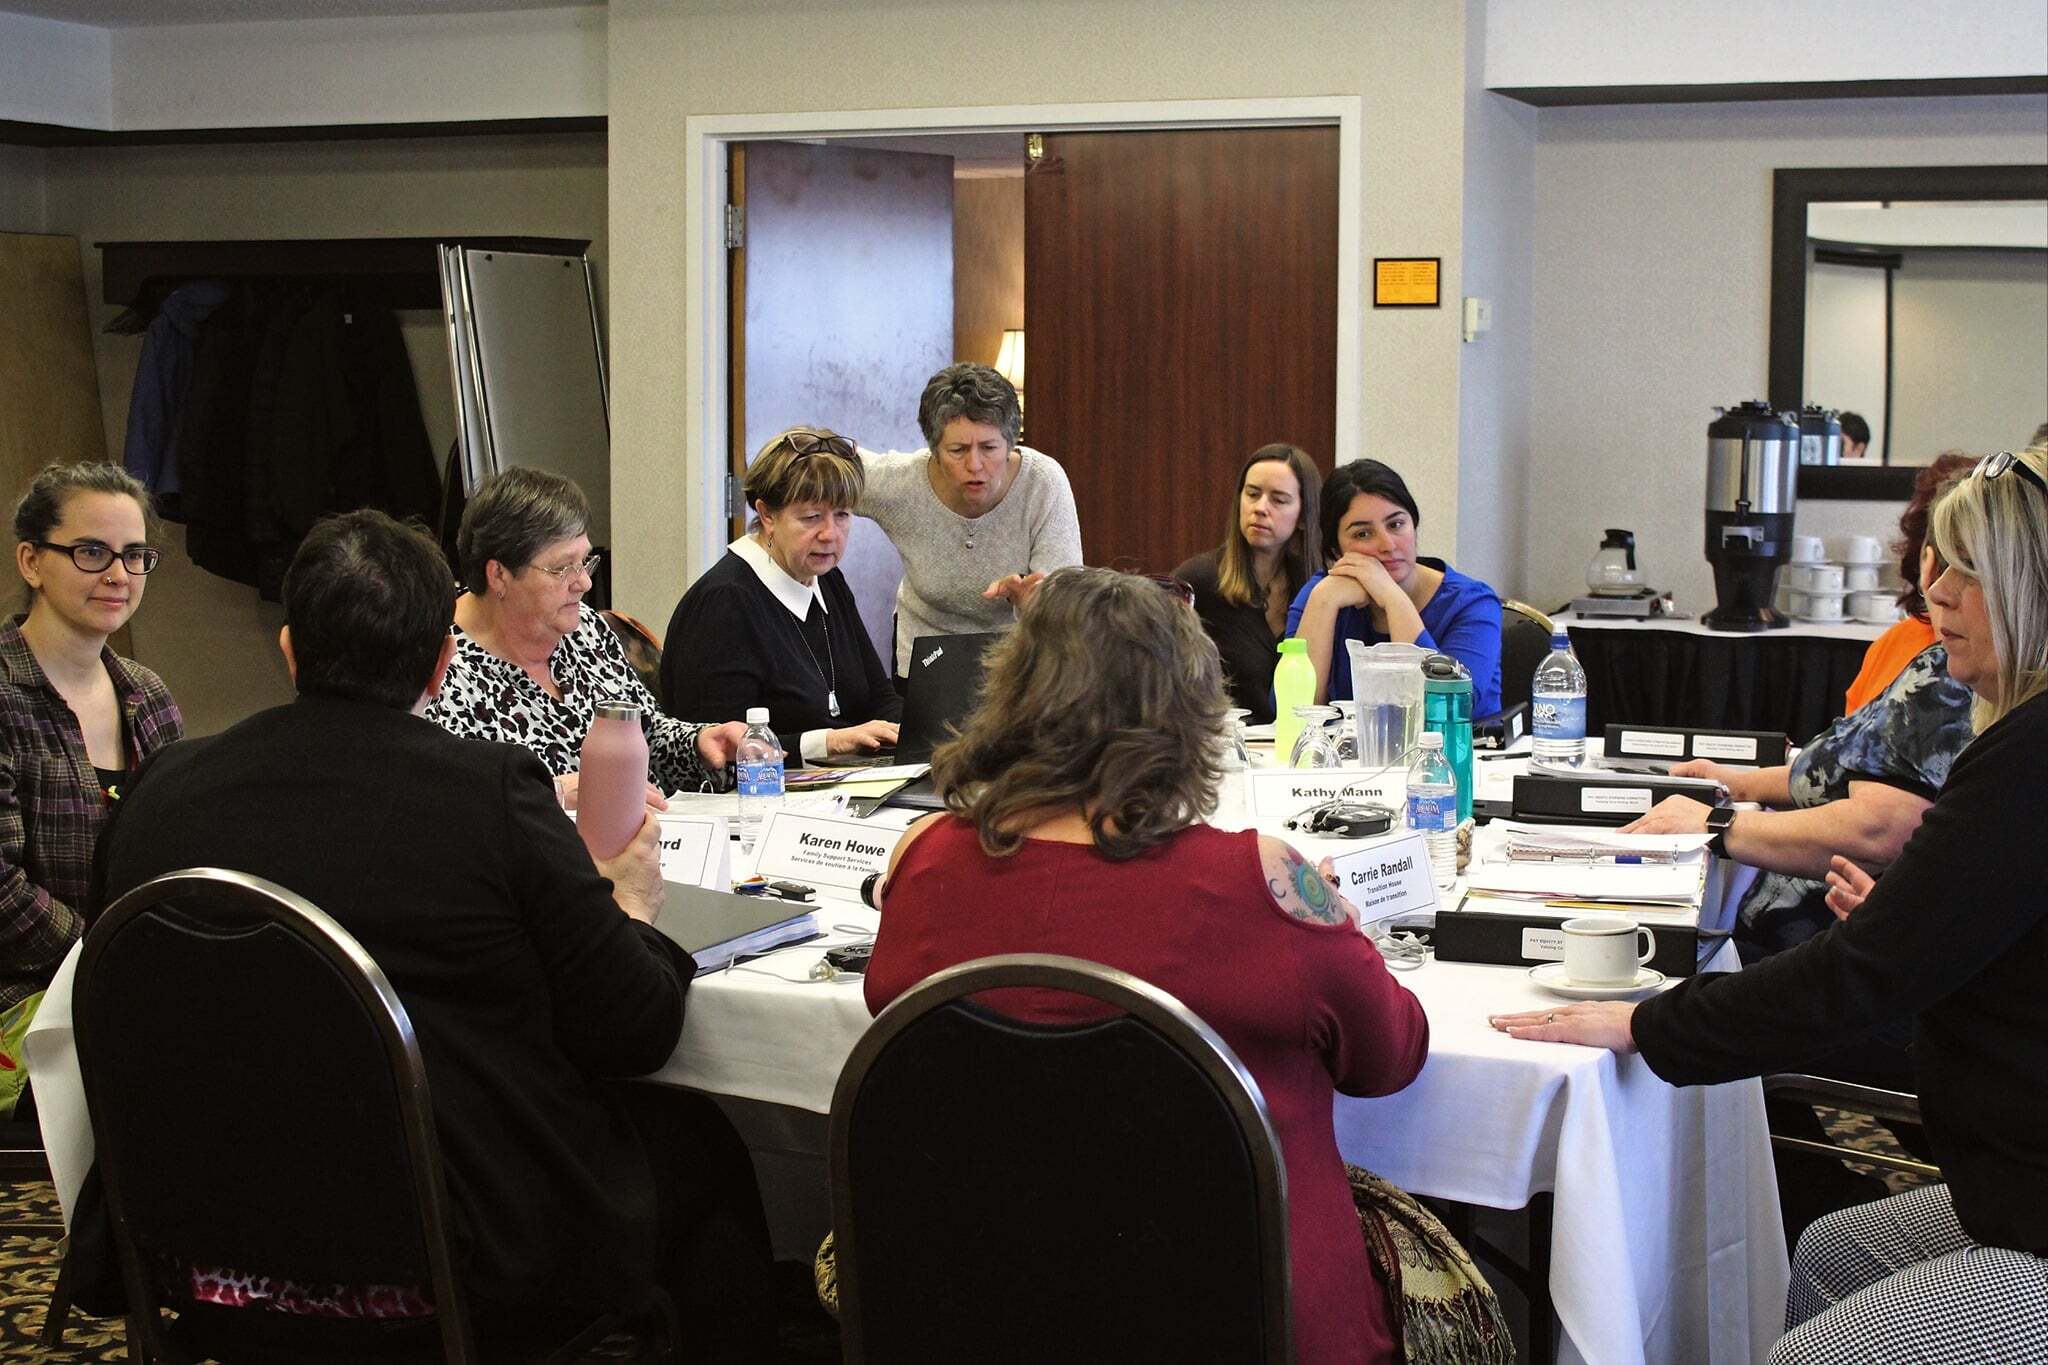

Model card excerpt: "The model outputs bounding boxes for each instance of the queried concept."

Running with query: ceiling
[1,0,598,25]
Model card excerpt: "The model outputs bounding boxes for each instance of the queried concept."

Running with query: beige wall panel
[0,233,106,506]
[953,174,1024,373]
[1527,95,2048,616]
[606,0,1470,627]
[37,132,607,735]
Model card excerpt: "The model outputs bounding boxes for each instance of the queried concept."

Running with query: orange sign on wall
[1373,257,1441,307]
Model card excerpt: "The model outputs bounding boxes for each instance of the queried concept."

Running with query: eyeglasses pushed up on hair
[35,540,162,575]
[784,431,857,461]
[527,551,603,584]
[1976,450,2047,498]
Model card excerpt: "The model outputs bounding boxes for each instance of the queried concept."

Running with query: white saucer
[1528,962,1666,1000]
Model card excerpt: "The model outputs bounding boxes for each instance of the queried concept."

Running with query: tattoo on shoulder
[1267,845,1347,926]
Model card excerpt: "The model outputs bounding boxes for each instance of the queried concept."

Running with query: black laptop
[651,881,819,974]
[875,631,999,811]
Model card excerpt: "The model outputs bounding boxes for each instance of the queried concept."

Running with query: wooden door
[728,141,956,660]
[1024,128,1339,572]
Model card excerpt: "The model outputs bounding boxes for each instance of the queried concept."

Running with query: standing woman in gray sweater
[858,364,1084,685]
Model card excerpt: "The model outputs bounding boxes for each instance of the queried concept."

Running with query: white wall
[1487,0,2048,90]
[1804,258,1890,457]
[1526,94,2048,616]
[606,0,1473,628]
[1456,0,1537,599]
[0,11,111,129]
[38,131,608,735]
[1891,249,2048,459]
[0,145,47,234]
[107,7,605,130]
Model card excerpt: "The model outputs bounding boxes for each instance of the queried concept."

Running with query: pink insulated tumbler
[577,701,650,861]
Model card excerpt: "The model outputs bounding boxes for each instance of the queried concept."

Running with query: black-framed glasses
[525,551,602,584]
[34,540,161,575]
[1977,450,2047,498]
[784,430,857,461]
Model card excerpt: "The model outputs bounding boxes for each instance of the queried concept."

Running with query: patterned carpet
[0,1179,838,1363]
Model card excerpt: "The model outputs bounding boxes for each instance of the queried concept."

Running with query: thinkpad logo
[921,646,945,668]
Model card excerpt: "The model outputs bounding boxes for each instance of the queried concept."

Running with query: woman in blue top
[1285,460,1502,714]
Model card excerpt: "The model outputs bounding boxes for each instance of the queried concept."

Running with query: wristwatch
[1704,805,1737,859]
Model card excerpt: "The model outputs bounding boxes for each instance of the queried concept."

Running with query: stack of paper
[1465,821,1709,906]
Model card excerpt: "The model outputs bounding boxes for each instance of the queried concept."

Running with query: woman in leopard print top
[424,469,743,797]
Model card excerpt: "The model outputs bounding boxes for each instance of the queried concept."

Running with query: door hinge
[725,474,747,518]
[723,203,745,250]
[1026,133,1044,163]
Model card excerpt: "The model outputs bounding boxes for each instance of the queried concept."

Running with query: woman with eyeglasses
[859,363,1084,686]
[2,463,182,1118]
[660,428,902,763]
[426,468,745,800]
[1493,448,2048,1364]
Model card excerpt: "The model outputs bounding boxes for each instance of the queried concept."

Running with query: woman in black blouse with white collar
[660,428,902,765]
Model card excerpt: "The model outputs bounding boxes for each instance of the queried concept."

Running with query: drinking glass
[1289,705,1344,769]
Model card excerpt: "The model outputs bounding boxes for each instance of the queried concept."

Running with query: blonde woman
[1494,448,2048,1364]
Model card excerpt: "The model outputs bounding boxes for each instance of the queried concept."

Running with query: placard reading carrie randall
[1248,768,1405,820]
[1325,830,1440,924]
[753,811,902,892]
[656,815,729,890]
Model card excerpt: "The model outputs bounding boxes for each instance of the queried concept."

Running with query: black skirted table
[1555,611,1886,744]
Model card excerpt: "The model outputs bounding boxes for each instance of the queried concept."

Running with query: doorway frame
[683,95,1364,579]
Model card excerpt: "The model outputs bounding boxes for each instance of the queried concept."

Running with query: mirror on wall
[1770,164,2048,499]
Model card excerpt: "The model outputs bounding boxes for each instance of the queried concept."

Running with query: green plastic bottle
[1272,637,1316,764]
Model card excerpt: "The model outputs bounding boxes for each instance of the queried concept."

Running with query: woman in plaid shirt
[1,464,182,1118]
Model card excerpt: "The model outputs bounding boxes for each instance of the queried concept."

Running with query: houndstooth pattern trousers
[1770,1183,2048,1365]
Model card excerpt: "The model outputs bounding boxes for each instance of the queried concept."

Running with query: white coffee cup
[1788,563,1844,592]
[1562,915,1656,986]
[1841,534,1885,565]
[1790,534,1826,564]
[1844,564,1881,591]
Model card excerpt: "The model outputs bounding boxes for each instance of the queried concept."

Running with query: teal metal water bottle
[1422,654,1474,823]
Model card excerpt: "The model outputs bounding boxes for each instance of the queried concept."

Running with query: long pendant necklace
[790,608,840,717]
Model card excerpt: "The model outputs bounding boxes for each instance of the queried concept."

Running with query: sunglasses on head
[783,431,857,461]
[1975,450,2047,498]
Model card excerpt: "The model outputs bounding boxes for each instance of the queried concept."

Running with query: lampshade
[994,329,1025,392]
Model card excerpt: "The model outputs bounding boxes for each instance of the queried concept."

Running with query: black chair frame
[1763,1073,1940,1179]
[829,952,1293,1364]
[74,868,477,1364]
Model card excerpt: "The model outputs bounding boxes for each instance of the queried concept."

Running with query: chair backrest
[72,868,472,1362]
[830,953,1292,1364]
[1497,599,1558,714]
[1762,1073,1940,1179]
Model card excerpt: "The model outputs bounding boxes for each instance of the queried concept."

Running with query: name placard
[656,815,729,890]
[1326,830,1441,923]
[754,811,900,892]
[1249,769,1405,819]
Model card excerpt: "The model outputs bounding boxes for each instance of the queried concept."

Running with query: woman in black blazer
[661,427,902,765]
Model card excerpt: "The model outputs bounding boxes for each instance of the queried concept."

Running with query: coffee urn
[1798,404,1843,466]
[1704,402,1797,631]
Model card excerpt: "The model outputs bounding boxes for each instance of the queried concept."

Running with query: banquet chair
[72,867,672,1364]
[1496,599,1558,715]
[1762,1073,1940,1179]
[830,953,1292,1364]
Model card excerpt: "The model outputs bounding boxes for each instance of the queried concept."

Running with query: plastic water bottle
[1272,637,1317,763]
[735,706,784,846]
[1406,732,1458,891]
[1531,629,1589,768]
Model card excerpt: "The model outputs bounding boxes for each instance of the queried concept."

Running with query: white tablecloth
[648,810,1789,1365]
[29,801,1788,1365]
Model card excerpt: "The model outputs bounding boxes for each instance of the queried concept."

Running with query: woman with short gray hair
[427,467,746,798]
[859,362,1083,683]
